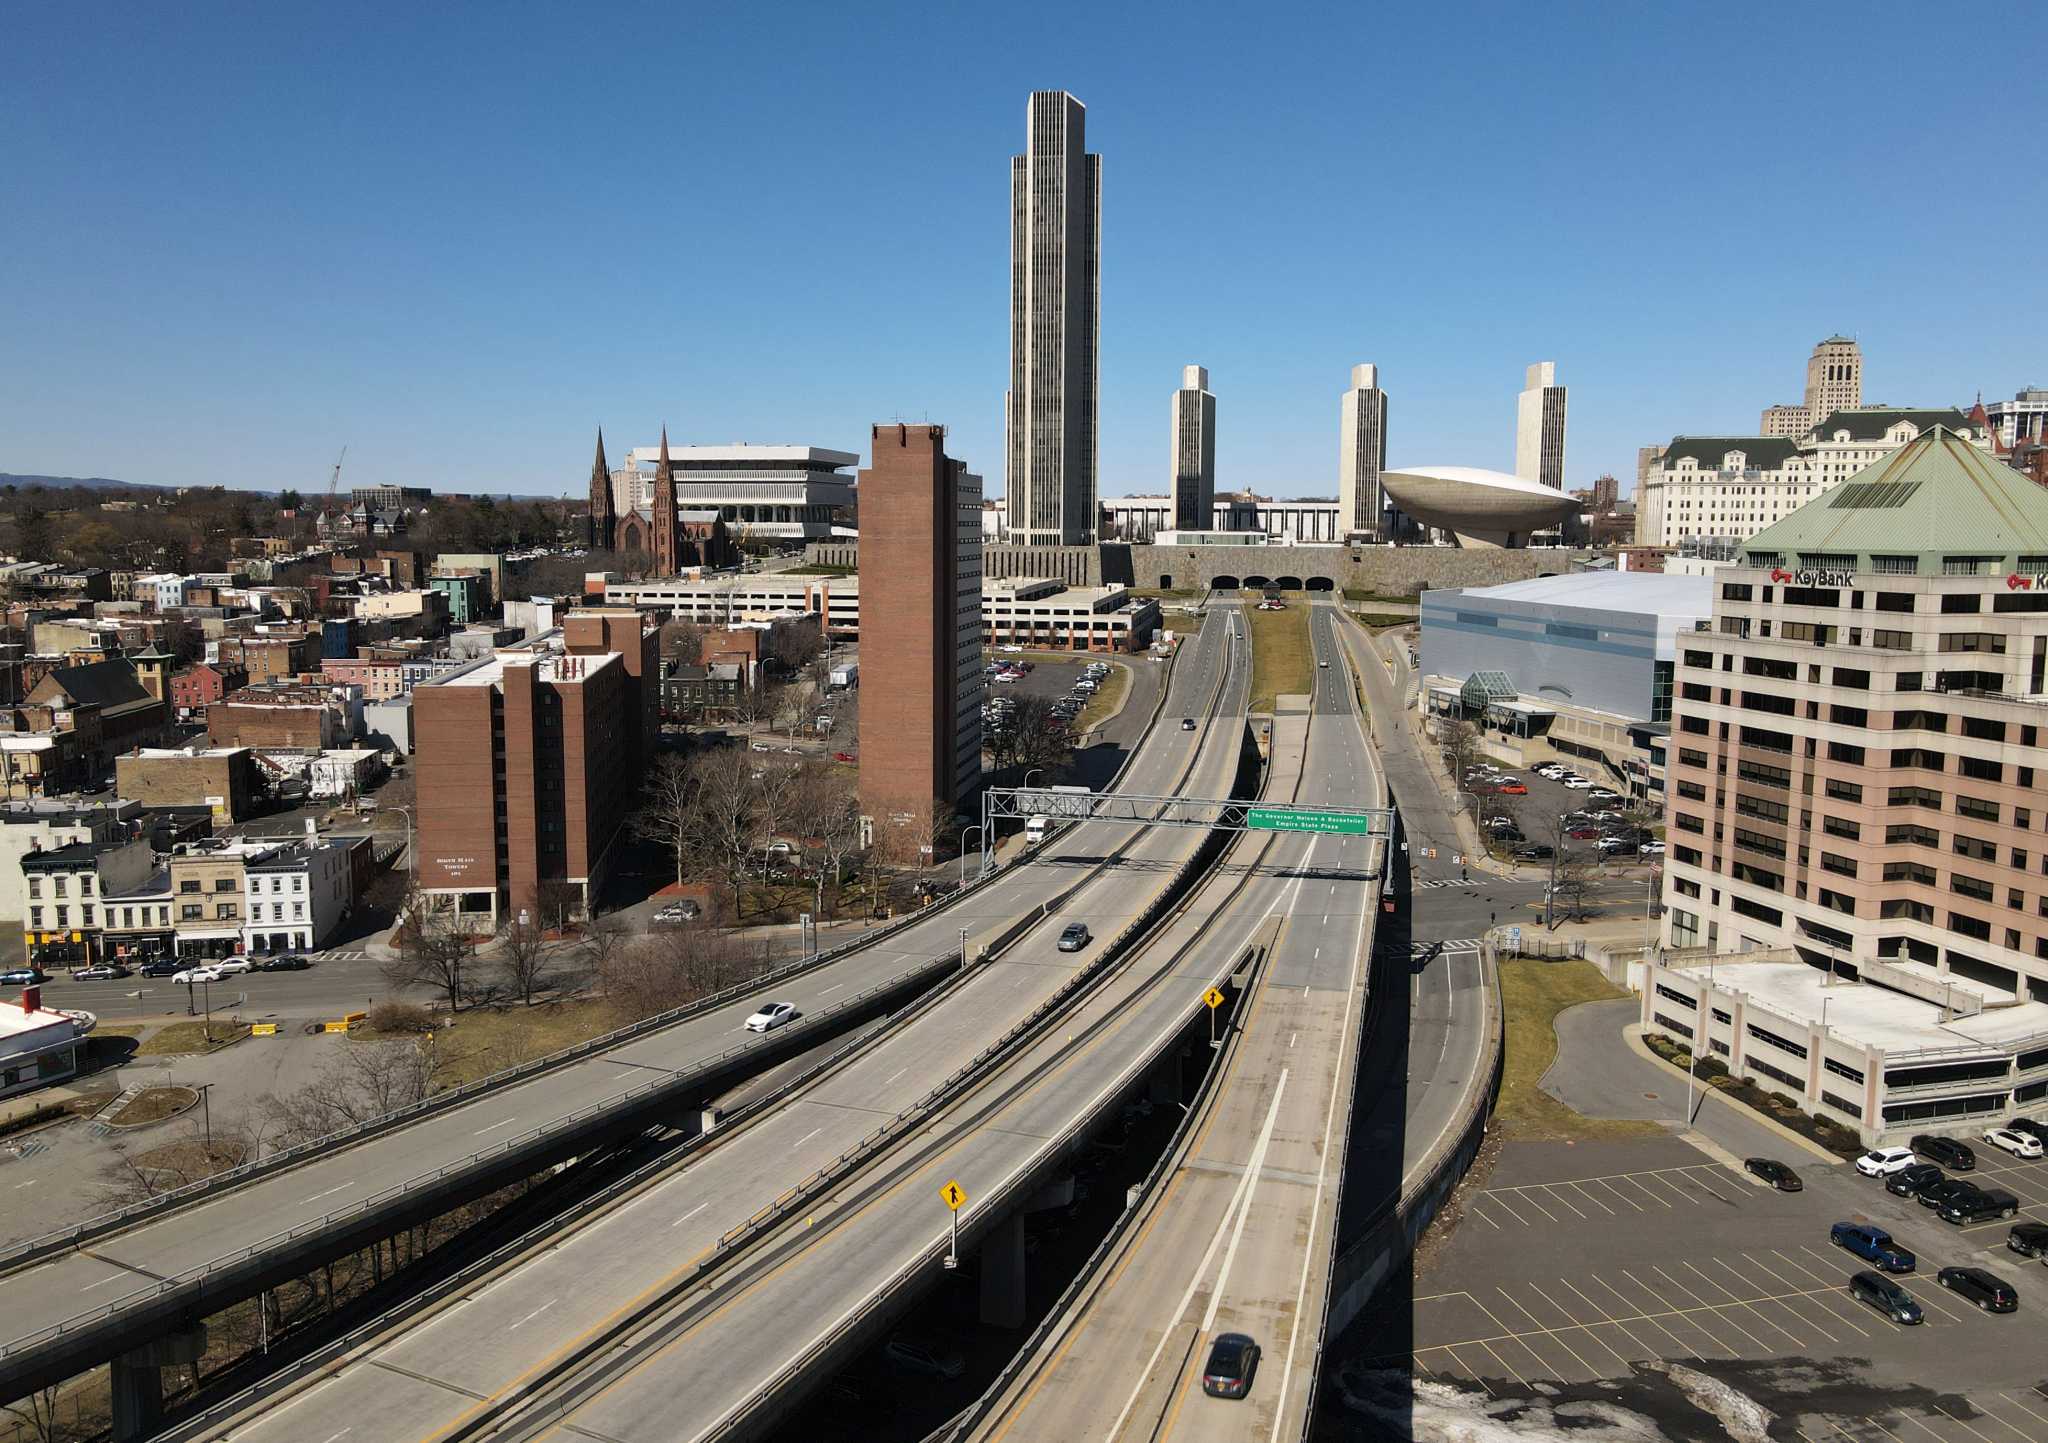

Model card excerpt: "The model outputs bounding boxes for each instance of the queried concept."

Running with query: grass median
[1077,660,1129,732]
[1247,601,1311,714]
[136,1020,252,1055]
[1494,958,1660,1142]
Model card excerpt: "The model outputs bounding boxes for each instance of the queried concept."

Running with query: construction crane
[324,445,348,509]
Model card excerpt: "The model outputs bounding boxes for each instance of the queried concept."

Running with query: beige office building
[1760,335,1864,437]
[1663,428,2048,1022]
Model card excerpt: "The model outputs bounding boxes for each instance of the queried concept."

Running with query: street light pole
[959,826,983,888]
[1544,813,1565,930]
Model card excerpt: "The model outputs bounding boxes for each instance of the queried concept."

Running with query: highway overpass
[0,611,1245,1426]
[161,605,1257,1440]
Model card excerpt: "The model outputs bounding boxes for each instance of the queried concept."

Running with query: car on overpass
[1201,1332,1261,1399]
[1057,922,1092,953]
[744,1002,798,1033]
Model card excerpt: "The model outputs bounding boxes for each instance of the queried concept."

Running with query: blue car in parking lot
[1832,1221,1915,1272]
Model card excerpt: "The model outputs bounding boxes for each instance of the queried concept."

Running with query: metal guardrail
[0,955,947,1365]
[0,896,986,1291]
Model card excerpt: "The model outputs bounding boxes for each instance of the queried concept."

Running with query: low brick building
[115,746,260,822]
[216,629,319,685]
[207,684,361,751]
[169,661,247,718]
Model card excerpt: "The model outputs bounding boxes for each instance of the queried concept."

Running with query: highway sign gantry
[1245,806,1373,836]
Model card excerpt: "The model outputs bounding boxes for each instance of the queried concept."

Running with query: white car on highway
[1855,1145,1918,1177]
[744,1002,798,1033]
[171,966,225,985]
[1985,1127,2045,1159]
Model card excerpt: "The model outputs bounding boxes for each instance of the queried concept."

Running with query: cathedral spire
[653,425,678,575]
[587,427,614,549]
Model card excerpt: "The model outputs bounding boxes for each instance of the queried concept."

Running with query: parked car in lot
[2005,1117,2048,1148]
[1855,1146,1917,1178]
[1939,1266,2019,1312]
[2007,1222,2048,1258]
[1913,1134,1976,1170]
[1885,1162,1946,1199]
[743,1002,798,1033]
[256,955,311,972]
[1831,1222,1915,1271]
[1057,922,1092,953]
[655,900,702,923]
[1939,1188,2019,1225]
[69,964,129,981]
[1918,1177,1984,1212]
[1849,1270,1924,1325]
[1498,782,1528,795]
[1200,1332,1261,1400]
[1512,843,1554,862]
[1743,1158,1802,1192]
[1562,776,1593,789]
[1637,842,1666,857]
[1984,1127,2044,1159]
[0,967,49,986]
[1568,827,1602,841]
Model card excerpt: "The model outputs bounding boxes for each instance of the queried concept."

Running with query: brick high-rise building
[559,606,659,778]
[857,424,982,844]
[414,642,636,931]
[1662,427,2048,1004]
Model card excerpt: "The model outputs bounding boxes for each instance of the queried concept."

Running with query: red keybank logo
[2009,573,2034,591]
[1770,568,1794,583]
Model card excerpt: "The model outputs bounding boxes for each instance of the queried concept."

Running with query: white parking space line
[1556,1276,1657,1363]
[1712,1255,1840,1344]
[1649,1263,1773,1354]
[1559,1179,1617,1215]
[1682,1257,1808,1349]
[1585,1272,1701,1358]
[1526,1279,1633,1370]
[1765,1249,1873,1336]
[1996,1393,2048,1436]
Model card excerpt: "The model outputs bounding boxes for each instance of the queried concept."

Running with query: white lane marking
[671,1202,709,1229]
[819,983,844,996]
[1314,947,1320,959]
[1289,1032,1298,1048]
[473,1117,519,1136]
[508,1299,556,1330]
[791,1127,822,1150]
[885,1067,907,1084]
[81,1273,128,1291]
[1107,1069,1291,1440]
[304,1182,354,1204]
[318,1431,352,1443]
[13,1179,35,1189]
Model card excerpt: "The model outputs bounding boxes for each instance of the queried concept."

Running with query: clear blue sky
[5,2,2039,501]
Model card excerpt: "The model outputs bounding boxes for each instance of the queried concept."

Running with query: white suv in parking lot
[1984,1127,2045,1159]
[1855,1146,1917,1177]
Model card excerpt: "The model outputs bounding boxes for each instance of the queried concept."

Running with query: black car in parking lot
[1940,1188,2019,1225]
[1743,1158,1802,1192]
[1886,1162,1946,1199]
[1913,1134,1976,1170]
[1938,1266,2019,1312]
[1849,1270,1924,1325]
[2007,1222,2048,1258]
[1918,1177,1984,1212]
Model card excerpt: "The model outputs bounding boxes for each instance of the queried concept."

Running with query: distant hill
[0,473,170,493]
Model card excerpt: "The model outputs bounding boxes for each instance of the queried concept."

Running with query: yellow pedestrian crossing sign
[940,1179,967,1211]
[1203,987,1225,1010]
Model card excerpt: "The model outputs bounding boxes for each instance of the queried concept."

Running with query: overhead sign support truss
[977,787,1394,875]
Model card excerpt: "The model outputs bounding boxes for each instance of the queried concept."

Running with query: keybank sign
[1769,566,1854,589]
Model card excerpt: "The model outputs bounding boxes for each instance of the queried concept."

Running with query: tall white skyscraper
[1515,361,1567,489]
[1006,91,1101,547]
[1170,365,1216,531]
[1339,363,1389,539]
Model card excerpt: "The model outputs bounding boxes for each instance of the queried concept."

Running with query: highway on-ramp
[961,600,1386,1443]
[183,608,1254,1442]
[0,612,1241,1403]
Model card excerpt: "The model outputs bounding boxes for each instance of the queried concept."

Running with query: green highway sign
[1246,807,1373,836]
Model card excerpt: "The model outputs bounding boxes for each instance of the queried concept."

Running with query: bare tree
[784,763,861,918]
[497,918,548,1007]
[632,754,698,890]
[380,891,472,1012]
[597,929,773,1024]
[659,617,708,665]
[986,693,1075,773]
[765,616,824,676]
[3,1385,61,1443]
[1549,854,1598,926]
[259,1039,436,1149]
[1439,718,1481,798]
[580,912,629,974]
[533,878,582,934]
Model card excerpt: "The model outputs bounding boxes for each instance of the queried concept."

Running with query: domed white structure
[1380,465,1582,548]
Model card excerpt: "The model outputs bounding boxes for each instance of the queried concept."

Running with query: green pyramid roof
[1740,427,2048,575]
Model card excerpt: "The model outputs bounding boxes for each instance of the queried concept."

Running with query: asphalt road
[187,608,1256,1443]
[972,600,1384,1442]
[0,612,1239,1383]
